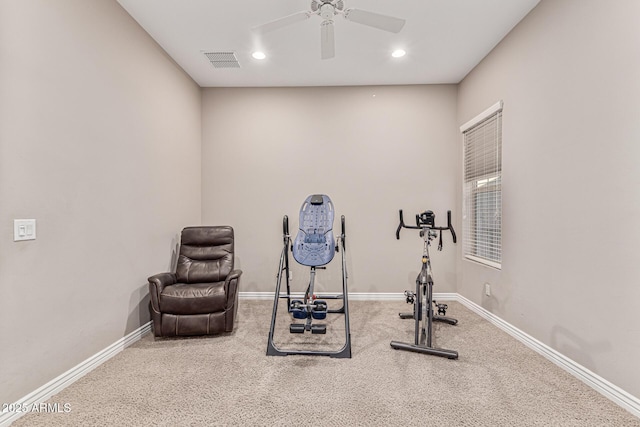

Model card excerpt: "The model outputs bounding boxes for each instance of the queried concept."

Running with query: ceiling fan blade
[252,11,311,34]
[343,8,406,33]
[320,20,335,60]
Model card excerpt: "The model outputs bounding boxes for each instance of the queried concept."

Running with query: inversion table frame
[266,194,351,358]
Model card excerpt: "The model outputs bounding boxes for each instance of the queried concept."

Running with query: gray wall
[201,85,460,296]
[457,0,640,398]
[0,1,202,403]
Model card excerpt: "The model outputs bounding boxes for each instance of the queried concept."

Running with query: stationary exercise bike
[390,209,459,359]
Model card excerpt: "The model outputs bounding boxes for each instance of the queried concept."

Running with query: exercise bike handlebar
[395,209,457,243]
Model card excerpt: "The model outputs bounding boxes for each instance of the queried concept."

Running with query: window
[460,101,502,269]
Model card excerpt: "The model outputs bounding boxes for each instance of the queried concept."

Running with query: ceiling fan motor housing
[320,4,335,20]
[312,0,344,17]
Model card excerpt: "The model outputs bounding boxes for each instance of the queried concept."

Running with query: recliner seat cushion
[159,282,227,315]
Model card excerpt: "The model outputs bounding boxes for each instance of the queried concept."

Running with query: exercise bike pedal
[434,302,448,316]
[403,290,415,304]
[311,324,326,334]
[289,323,306,334]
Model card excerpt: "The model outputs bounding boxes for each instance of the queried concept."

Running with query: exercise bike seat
[292,194,335,266]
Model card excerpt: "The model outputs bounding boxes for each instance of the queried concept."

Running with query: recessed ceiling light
[252,51,266,60]
[392,49,406,58]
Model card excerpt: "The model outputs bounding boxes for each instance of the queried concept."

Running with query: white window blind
[461,102,502,268]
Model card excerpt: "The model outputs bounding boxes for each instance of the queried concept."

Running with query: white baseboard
[0,322,151,427]
[455,294,640,419]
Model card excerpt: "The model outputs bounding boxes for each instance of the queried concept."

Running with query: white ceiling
[116,0,540,88]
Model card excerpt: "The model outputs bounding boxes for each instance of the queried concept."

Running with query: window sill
[464,255,501,270]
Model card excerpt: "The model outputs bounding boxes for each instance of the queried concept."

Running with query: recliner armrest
[224,269,242,307]
[148,272,177,291]
[148,272,177,313]
[225,269,242,282]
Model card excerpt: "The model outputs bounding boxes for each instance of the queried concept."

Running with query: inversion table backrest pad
[293,194,335,266]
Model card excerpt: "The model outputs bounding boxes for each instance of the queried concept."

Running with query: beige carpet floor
[13,299,640,426]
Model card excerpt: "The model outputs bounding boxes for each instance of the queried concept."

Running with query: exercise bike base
[390,341,459,359]
[434,315,458,326]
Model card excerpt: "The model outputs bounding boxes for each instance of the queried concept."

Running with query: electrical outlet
[484,283,491,296]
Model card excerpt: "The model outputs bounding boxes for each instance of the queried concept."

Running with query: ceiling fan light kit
[252,0,406,60]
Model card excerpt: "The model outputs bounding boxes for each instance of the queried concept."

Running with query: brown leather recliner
[148,226,241,337]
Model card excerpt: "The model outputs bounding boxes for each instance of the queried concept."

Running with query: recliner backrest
[176,226,234,283]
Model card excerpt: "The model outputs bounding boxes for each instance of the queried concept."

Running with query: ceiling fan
[252,0,406,60]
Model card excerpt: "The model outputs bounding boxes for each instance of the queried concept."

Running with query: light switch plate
[14,219,36,241]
